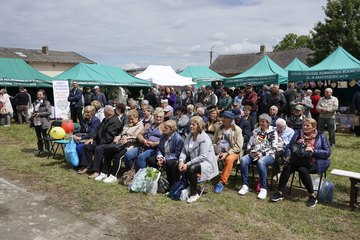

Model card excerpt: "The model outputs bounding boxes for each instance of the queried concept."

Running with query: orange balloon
[61,120,75,133]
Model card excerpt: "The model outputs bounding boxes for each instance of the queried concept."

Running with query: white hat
[93,85,100,89]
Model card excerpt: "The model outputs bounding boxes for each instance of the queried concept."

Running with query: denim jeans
[124,147,139,170]
[240,154,274,189]
[136,148,157,171]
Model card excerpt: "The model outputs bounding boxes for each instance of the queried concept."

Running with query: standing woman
[32,89,52,155]
[0,89,14,127]
[178,116,219,203]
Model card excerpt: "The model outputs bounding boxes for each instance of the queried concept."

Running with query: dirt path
[0,177,127,240]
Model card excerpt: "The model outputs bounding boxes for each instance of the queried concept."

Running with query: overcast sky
[1,0,328,70]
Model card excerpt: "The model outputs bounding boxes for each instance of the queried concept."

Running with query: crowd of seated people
[29,82,336,206]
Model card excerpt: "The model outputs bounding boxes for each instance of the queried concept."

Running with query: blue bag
[168,177,189,201]
[318,179,334,203]
[64,138,79,167]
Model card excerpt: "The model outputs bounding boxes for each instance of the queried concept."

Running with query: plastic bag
[318,179,334,203]
[129,167,160,195]
[64,138,79,167]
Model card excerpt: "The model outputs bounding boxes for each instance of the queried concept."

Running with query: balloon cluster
[49,120,75,139]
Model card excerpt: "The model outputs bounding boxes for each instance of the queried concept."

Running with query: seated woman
[95,109,144,183]
[156,120,184,186]
[204,107,221,143]
[186,104,195,118]
[91,100,105,122]
[142,105,154,126]
[238,113,278,200]
[175,106,189,137]
[271,118,331,207]
[178,116,219,203]
[124,107,165,171]
[73,105,101,160]
[242,105,256,131]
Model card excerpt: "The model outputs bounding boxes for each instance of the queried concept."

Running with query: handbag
[168,176,189,201]
[157,170,170,194]
[120,169,135,186]
[290,141,313,168]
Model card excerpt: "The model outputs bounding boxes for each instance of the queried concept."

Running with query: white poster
[52,80,70,119]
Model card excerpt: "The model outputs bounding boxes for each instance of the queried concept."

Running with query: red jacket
[310,95,321,113]
[242,91,258,111]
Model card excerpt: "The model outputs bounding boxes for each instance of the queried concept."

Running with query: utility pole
[209,45,215,65]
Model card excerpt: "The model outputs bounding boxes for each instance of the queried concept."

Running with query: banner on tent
[224,75,278,87]
[289,68,360,81]
[53,81,70,119]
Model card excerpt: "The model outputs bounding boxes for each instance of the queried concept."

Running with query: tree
[273,33,311,51]
[310,0,360,64]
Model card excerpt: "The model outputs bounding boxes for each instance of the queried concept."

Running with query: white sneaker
[103,174,118,183]
[238,185,249,195]
[258,188,267,199]
[94,172,107,181]
[187,194,200,203]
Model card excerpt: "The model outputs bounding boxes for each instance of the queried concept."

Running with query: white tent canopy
[136,65,195,86]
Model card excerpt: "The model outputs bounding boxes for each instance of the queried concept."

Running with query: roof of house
[0,46,95,64]
[210,48,313,77]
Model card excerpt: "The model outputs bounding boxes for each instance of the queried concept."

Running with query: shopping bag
[318,178,334,203]
[64,138,79,167]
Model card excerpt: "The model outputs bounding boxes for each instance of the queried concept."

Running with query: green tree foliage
[273,33,311,51]
[310,0,360,64]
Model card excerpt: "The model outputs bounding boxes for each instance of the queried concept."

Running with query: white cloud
[122,63,140,70]
[0,0,328,70]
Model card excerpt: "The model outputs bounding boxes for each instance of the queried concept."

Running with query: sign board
[52,80,70,119]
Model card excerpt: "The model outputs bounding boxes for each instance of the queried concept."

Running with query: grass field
[0,125,359,240]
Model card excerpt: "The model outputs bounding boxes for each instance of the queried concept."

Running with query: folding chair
[35,120,62,157]
[288,169,327,200]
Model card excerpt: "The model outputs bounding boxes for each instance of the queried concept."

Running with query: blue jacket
[285,130,331,173]
[78,116,101,140]
[157,132,184,162]
[68,88,83,108]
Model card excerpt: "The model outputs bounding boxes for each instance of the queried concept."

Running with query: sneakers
[214,182,224,193]
[257,188,267,199]
[238,185,249,195]
[103,174,118,183]
[306,196,318,208]
[95,172,107,181]
[271,191,284,202]
[187,194,200,203]
[88,172,100,179]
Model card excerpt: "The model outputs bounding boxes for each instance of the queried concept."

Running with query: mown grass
[0,125,359,240]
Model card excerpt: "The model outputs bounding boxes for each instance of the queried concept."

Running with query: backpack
[168,177,189,201]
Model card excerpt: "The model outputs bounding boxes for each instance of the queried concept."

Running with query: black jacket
[92,114,123,145]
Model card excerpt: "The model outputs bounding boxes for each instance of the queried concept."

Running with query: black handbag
[290,141,313,168]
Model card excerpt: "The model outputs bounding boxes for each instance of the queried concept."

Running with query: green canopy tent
[288,47,360,82]
[0,58,53,87]
[224,55,288,87]
[55,63,152,87]
[285,57,309,71]
[179,66,224,87]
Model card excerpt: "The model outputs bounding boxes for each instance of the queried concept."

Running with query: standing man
[145,87,159,108]
[267,84,287,117]
[68,81,84,127]
[316,88,338,147]
[13,86,30,124]
[213,111,243,193]
[352,89,360,137]
[92,86,107,107]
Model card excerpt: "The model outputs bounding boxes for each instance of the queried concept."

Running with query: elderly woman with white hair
[238,113,278,199]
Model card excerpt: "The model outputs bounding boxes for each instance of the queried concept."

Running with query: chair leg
[288,171,296,195]
[316,172,324,200]
[47,141,55,159]
[234,164,240,184]
[53,144,60,158]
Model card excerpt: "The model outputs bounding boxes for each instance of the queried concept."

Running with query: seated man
[287,104,306,131]
[274,118,295,173]
[78,105,123,174]
[213,111,243,193]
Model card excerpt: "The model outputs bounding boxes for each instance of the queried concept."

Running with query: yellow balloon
[50,127,66,139]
